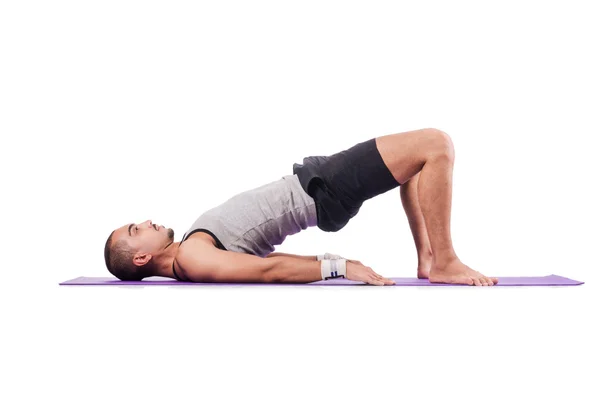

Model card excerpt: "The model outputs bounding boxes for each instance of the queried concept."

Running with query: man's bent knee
[423,128,455,162]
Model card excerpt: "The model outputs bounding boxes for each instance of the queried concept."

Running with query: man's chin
[167,228,175,240]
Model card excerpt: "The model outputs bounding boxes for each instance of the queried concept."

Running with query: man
[104,128,499,286]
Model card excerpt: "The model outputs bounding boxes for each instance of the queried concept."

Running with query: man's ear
[133,253,152,266]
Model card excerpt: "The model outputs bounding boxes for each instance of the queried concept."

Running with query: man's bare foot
[417,256,432,279]
[429,257,498,286]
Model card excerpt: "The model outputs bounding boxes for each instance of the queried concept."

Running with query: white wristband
[321,259,347,280]
[317,252,344,261]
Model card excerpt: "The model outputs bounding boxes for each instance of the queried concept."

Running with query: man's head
[104,220,175,281]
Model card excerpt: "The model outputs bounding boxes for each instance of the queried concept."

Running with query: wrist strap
[321,259,347,280]
[317,252,343,261]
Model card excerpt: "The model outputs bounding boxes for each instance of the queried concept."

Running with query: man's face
[112,220,175,258]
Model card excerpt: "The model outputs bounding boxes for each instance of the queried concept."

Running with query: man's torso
[180,174,318,258]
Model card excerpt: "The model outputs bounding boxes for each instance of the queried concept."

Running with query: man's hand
[345,260,395,286]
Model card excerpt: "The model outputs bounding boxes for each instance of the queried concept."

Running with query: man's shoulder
[177,234,217,263]
[175,233,220,278]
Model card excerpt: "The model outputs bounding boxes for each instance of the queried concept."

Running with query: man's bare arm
[266,252,317,261]
[178,241,395,285]
[268,256,395,285]
[178,242,322,283]
[266,256,322,283]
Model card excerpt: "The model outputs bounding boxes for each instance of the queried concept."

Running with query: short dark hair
[104,231,147,281]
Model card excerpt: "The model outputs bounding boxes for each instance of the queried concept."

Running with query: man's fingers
[375,274,394,284]
[367,270,395,285]
[372,275,385,284]
[350,261,393,286]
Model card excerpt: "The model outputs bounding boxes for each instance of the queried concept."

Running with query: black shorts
[293,137,401,232]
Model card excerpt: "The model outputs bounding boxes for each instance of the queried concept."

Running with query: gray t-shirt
[181,174,317,257]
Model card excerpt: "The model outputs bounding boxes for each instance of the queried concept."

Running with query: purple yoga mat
[59,274,583,286]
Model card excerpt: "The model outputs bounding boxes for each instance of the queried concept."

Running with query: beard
[167,228,175,240]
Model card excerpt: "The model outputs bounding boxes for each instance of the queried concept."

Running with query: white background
[1,0,598,396]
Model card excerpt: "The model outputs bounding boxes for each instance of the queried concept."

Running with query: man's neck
[151,242,181,279]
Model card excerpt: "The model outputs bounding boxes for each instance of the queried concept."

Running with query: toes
[472,277,482,286]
